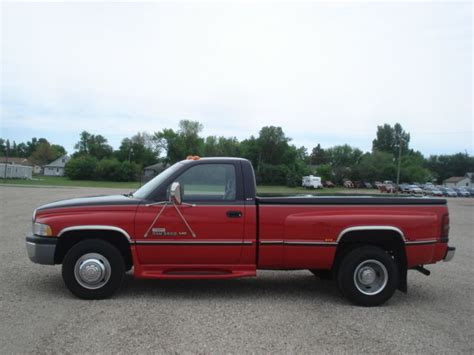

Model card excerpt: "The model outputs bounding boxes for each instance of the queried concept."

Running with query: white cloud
[1,1,472,154]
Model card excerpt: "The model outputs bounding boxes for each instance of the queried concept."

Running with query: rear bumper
[444,246,455,262]
[25,234,57,265]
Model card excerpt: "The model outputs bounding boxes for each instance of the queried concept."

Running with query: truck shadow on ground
[31,270,353,305]
[29,271,419,306]
[118,271,346,304]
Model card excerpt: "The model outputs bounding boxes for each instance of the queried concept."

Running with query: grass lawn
[1,176,379,195]
[0,176,141,189]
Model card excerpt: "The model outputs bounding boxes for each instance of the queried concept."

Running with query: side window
[170,164,237,202]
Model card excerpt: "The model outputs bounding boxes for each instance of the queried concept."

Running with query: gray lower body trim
[260,240,337,246]
[135,240,253,245]
[444,246,455,262]
[26,241,56,265]
[405,239,437,245]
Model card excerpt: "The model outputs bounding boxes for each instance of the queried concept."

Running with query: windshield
[133,162,183,200]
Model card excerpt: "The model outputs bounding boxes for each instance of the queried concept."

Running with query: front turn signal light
[33,223,53,237]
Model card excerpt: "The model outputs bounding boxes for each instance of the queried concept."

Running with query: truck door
[134,162,245,266]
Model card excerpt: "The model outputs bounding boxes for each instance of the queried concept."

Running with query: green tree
[89,134,113,159]
[30,141,65,165]
[16,143,29,157]
[240,136,259,167]
[154,128,184,164]
[65,155,98,180]
[426,153,474,183]
[116,132,158,167]
[316,164,333,182]
[179,120,204,155]
[0,139,5,156]
[353,151,397,182]
[400,152,432,183]
[25,138,48,157]
[95,158,122,180]
[239,126,309,186]
[310,144,327,165]
[204,136,241,157]
[115,161,140,181]
[256,126,291,166]
[326,144,363,168]
[154,120,204,164]
[74,131,92,154]
[74,131,113,159]
[372,123,410,156]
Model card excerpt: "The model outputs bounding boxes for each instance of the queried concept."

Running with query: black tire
[337,246,398,307]
[309,269,333,280]
[62,239,125,299]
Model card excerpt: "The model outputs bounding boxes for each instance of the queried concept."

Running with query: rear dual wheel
[337,246,399,307]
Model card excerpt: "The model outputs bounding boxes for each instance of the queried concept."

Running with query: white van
[302,175,323,189]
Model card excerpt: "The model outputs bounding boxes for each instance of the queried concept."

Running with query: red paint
[32,158,451,283]
[34,201,450,278]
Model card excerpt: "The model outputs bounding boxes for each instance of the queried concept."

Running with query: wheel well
[54,230,133,270]
[333,230,407,292]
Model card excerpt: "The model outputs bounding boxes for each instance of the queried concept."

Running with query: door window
[171,164,237,202]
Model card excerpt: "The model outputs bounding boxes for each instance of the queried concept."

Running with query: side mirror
[170,182,182,205]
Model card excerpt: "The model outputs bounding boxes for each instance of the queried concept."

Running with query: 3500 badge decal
[152,228,188,237]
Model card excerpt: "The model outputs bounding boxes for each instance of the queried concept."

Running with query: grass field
[0,176,141,189]
[0,176,378,195]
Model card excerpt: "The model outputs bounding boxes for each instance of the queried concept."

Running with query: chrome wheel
[74,253,111,290]
[353,259,388,295]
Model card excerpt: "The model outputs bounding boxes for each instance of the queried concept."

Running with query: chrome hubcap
[353,259,388,295]
[359,267,377,285]
[74,253,111,290]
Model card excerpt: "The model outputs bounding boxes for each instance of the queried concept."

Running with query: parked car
[465,187,474,196]
[354,181,364,189]
[323,180,335,188]
[423,182,435,190]
[453,187,471,197]
[438,187,458,197]
[459,187,471,197]
[424,187,443,197]
[364,182,373,189]
[379,184,396,193]
[343,179,354,188]
[398,183,411,193]
[408,185,424,195]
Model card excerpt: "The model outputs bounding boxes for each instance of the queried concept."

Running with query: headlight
[33,223,53,236]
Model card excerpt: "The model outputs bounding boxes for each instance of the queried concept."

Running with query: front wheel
[62,239,125,299]
[337,246,399,307]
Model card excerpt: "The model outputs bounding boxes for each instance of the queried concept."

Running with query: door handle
[226,210,243,218]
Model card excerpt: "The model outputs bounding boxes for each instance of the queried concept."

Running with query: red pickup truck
[26,157,455,306]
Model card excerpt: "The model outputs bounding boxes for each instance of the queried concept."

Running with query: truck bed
[257,195,447,205]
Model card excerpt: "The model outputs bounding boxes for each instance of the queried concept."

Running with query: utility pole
[3,146,9,182]
[396,135,402,187]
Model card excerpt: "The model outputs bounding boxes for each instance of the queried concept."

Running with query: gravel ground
[0,185,473,354]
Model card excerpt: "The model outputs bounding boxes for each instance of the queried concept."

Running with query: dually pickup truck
[26,157,455,306]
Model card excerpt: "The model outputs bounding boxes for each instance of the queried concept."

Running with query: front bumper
[25,234,57,265]
[444,246,456,262]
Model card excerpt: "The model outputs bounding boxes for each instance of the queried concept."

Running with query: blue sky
[1,1,472,156]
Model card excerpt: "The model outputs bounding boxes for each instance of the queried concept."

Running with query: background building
[0,163,33,179]
[443,175,471,188]
[43,155,70,176]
